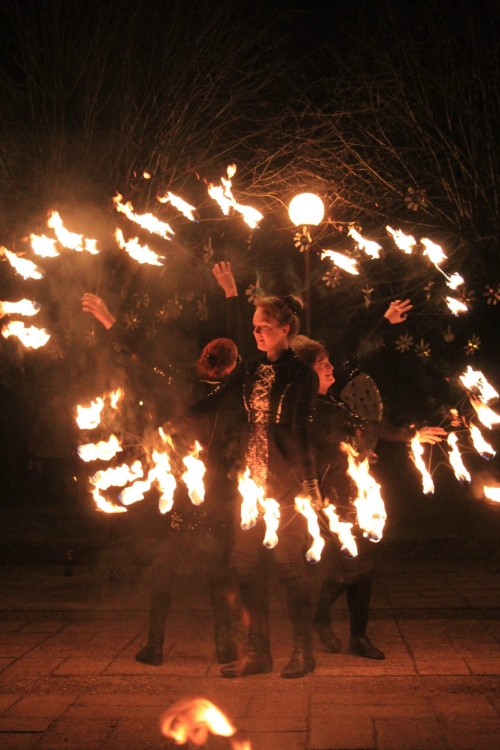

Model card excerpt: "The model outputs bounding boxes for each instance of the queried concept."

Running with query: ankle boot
[348,635,385,660]
[215,625,238,664]
[281,642,315,679]
[220,634,272,678]
[135,630,164,666]
[313,618,343,653]
[135,591,170,666]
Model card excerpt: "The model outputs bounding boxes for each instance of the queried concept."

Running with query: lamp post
[288,193,324,336]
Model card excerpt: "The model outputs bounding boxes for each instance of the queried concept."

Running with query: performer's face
[253,308,290,352]
[313,355,335,394]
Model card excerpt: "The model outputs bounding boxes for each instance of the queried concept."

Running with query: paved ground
[2,558,500,749]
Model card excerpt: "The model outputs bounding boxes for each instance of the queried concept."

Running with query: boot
[313,618,343,653]
[215,625,238,664]
[135,591,171,666]
[348,635,385,660]
[220,634,272,678]
[281,638,315,679]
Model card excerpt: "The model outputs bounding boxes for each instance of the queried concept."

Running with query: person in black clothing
[189,295,324,679]
[294,338,446,660]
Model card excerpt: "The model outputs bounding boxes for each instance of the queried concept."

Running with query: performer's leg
[347,575,385,660]
[203,521,238,664]
[274,508,315,679]
[313,541,345,653]
[221,521,272,677]
[135,532,184,666]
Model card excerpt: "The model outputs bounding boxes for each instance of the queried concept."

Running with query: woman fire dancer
[294,338,446,659]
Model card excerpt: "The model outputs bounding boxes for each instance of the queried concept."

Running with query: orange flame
[410,435,434,495]
[484,486,500,503]
[0,299,40,317]
[323,505,358,558]
[386,226,416,254]
[47,210,98,253]
[447,272,465,290]
[321,249,359,274]
[208,166,263,228]
[469,395,500,429]
[1,321,50,349]
[113,194,174,239]
[160,698,235,746]
[348,227,381,259]
[0,246,45,279]
[182,441,206,506]
[118,471,156,505]
[421,237,447,265]
[238,467,263,530]
[446,297,468,315]
[460,366,499,404]
[157,192,197,222]
[294,496,325,561]
[261,497,280,549]
[343,443,387,541]
[469,424,495,459]
[30,234,60,258]
[77,434,122,462]
[447,433,471,483]
[76,398,104,430]
[115,228,164,266]
[91,486,127,513]
[109,388,124,410]
[91,461,143,491]
[152,449,177,514]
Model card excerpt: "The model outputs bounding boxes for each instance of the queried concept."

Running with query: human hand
[384,299,413,324]
[416,426,447,444]
[81,293,116,330]
[212,262,237,298]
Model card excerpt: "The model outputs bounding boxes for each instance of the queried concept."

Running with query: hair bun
[281,295,303,316]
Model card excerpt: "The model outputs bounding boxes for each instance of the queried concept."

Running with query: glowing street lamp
[288,193,324,335]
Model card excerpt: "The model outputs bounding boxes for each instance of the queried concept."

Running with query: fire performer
[294,338,446,659]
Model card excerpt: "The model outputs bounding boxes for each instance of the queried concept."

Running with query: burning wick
[294,496,325,562]
[0,246,45,280]
[208,165,263,229]
[460,366,499,404]
[484,486,500,503]
[0,300,40,317]
[348,227,381,259]
[113,194,174,239]
[77,435,122,462]
[76,398,104,430]
[446,297,468,315]
[343,443,387,541]
[1,321,50,349]
[386,226,416,254]
[237,468,280,547]
[410,435,434,495]
[47,211,98,254]
[30,234,60,258]
[469,395,500,430]
[469,424,495,459]
[160,698,236,746]
[115,229,164,267]
[323,505,358,558]
[321,249,359,274]
[447,432,471,484]
[421,238,447,265]
[182,441,206,506]
[157,192,197,222]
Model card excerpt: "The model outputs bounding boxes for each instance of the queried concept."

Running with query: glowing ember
[421,237,447,265]
[92,487,127,513]
[447,432,471,484]
[469,395,500,429]
[460,366,499,404]
[343,444,387,542]
[261,498,280,549]
[0,246,45,279]
[238,467,263,529]
[76,398,104,430]
[160,698,235,746]
[323,505,358,558]
[113,194,174,239]
[1,321,50,349]
[91,461,143,490]
[294,495,325,561]
[152,449,177,514]
[386,226,416,254]
[208,166,263,229]
[446,297,468,315]
[447,272,465,290]
[158,192,197,222]
[348,227,381,259]
[321,249,359,274]
[0,299,40,317]
[469,424,496,459]
[182,441,206,506]
[115,229,164,266]
[484,486,500,503]
[30,234,60,258]
[410,435,434,495]
[77,434,122,462]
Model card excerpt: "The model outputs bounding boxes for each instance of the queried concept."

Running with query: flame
[294,496,325,561]
[208,167,263,229]
[47,210,98,253]
[152,449,177,514]
[76,398,104,430]
[160,698,235,746]
[348,227,381,259]
[0,246,45,279]
[158,192,197,221]
[410,435,434,495]
[115,228,164,266]
[343,444,387,542]
[30,234,60,258]
[92,486,127,513]
[469,395,500,429]
[0,299,40,317]
[261,498,280,549]
[109,388,124,410]
[446,297,468,315]
[113,194,174,239]
[238,467,263,529]
[447,432,471,484]
[321,249,359,274]
[84,239,99,255]
[469,424,495,459]
[459,366,499,404]
[447,272,465,290]
[1,321,50,349]
[118,471,155,505]
[182,441,206,506]
[77,434,122,462]
[421,237,447,265]
[386,226,416,254]
[322,505,358,558]
[91,460,143,490]
[484,486,500,503]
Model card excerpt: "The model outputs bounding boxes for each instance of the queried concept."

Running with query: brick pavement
[1,560,500,749]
